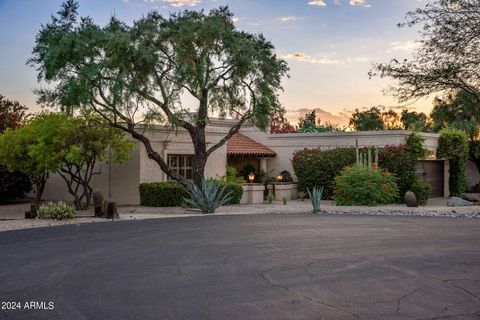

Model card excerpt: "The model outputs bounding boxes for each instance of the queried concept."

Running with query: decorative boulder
[461,193,480,202]
[404,191,418,207]
[448,197,473,207]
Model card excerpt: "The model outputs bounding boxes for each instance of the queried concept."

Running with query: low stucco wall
[239,127,441,180]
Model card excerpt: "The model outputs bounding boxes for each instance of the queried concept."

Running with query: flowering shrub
[378,133,429,200]
[292,147,356,199]
[333,165,399,206]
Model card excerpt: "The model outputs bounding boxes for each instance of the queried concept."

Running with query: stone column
[260,158,268,173]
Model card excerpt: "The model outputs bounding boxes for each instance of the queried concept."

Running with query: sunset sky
[0,0,432,125]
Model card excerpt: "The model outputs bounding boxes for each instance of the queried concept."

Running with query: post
[107,202,119,220]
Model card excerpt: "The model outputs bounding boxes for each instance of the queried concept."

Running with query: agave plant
[184,179,232,214]
[307,186,324,214]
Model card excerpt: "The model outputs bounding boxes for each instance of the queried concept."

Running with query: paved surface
[1,214,480,320]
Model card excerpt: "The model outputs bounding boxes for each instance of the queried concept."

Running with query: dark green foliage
[139,180,243,207]
[349,107,385,131]
[213,180,243,205]
[437,128,469,196]
[292,147,356,199]
[0,94,32,203]
[378,133,429,201]
[410,178,432,205]
[0,167,32,203]
[333,165,399,206]
[139,182,189,207]
[401,110,429,132]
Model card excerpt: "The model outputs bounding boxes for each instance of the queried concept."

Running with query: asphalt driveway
[1,214,480,320]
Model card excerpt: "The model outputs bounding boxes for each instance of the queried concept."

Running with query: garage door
[416,160,445,198]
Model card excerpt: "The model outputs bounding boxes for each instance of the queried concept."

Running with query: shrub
[139,182,188,207]
[437,128,468,196]
[139,180,243,207]
[0,166,31,203]
[333,165,399,206]
[378,144,417,199]
[38,201,76,220]
[378,133,429,201]
[409,178,432,205]
[221,166,246,184]
[292,147,356,199]
[184,179,232,214]
[214,180,243,205]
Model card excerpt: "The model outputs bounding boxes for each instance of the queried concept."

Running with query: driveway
[1,214,480,320]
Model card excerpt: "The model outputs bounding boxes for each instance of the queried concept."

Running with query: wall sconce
[248,172,255,183]
[277,175,283,182]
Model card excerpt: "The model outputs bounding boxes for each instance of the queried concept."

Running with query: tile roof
[227,133,277,157]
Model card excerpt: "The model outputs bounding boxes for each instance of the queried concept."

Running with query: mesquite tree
[29,1,288,192]
[370,0,480,102]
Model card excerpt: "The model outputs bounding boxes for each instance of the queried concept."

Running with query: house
[40,118,478,205]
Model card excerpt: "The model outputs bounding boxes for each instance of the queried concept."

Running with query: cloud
[277,16,305,22]
[308,0,327,7]
[349,0,371,7]
[160,0,201,7]
[284,53,340,64]
[389,40,419,52]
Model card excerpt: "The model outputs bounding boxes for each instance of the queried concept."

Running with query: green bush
[437,128,468,196]
[378,133,429,201]
[410,178,432,205]
[292,147,356,199]
[139,182,188,207]
[333,165,399,206]
[38,201,76,220]
[139,180,243,207]
[213,180,243,205]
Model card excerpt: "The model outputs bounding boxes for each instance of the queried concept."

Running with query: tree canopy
[0,113,132,208]
[370,0,480,102]
[29,0,288,190]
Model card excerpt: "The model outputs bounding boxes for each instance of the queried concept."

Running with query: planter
[241,184,265,204]
[271,182,298,201]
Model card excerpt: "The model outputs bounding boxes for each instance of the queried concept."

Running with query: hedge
[139,180,243,207]
[437,128,468,196]
[215,180,243,205]
[292,147,356,199]
[139,182,188,207]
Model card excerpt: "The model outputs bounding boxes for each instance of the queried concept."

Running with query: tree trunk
[33,172,48,204]
[190,126,208,187]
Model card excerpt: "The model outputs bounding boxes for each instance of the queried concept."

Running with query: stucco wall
[239,126,441,179]
[40,142,141,206]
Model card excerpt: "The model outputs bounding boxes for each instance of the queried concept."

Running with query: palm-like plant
[184,179,232,214]
[307,186,324,213]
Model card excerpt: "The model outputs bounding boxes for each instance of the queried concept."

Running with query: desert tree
[29,1,288,192]
[370,0,480,102]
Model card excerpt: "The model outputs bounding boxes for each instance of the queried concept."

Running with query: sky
[0,0,433,125]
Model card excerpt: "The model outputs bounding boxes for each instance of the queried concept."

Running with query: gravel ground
[1,198,479,232]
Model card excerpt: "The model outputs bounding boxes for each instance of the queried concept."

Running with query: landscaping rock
[461,193,480,202]
[404,191,417,207]
[448,197,472,207]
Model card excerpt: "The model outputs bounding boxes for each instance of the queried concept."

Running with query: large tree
[349,107,385,131]
[29,1,288,192]
[431,90,480,172]
[0,113,132,209]
[370,0,480,102]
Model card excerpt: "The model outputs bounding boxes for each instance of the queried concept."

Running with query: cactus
[307,186,324,213]
[92,188,104,208]
[356,146,379,171]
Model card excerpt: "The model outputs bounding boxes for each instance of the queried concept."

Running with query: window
[168,154,194,180]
